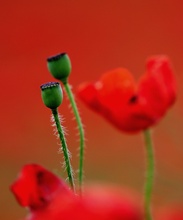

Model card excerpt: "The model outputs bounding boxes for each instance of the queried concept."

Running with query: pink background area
[1,0,183,219]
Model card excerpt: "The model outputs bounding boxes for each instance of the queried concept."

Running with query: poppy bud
[47,53,71,84]
[40,82,63,109]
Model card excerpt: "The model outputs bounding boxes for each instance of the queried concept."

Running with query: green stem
[143,129,154,220]
[64,82,85,195]
[52,108,75,193]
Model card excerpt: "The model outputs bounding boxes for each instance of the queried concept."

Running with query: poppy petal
[138,56,176,121]
[10,164,71,210]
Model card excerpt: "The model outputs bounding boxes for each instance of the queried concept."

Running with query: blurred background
[1,0,183,219]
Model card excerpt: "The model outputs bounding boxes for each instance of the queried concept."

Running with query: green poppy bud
[40,82,63,109]
[47,53,71,84]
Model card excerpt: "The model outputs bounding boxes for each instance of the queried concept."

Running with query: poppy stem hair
[64,82,85,195]
[47,53,85,195]
[143,129,154,220]
[40,82,75,192]
[51,108,76,193]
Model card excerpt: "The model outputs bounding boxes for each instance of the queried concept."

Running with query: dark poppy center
[129,95,138,104]
[47,53,66,62]
[40,82,59,90]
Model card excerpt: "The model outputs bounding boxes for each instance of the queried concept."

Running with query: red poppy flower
[77,56,176,132]
[10,164,73,209]
[11,164,143,220]
[82,184,143,220]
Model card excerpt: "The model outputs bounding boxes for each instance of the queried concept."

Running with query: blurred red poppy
[77,56,176,132]
[10,164,143,220]
[10,164,76,208]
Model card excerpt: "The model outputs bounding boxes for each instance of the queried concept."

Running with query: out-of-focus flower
[10,164,143,220]
[10,164,74,211]
[77,56,176,132]
[83,184,143,220]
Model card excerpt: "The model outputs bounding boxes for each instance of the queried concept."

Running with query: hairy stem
[52,108,75,193]
[143,129,154,220]
[64,82,85,195]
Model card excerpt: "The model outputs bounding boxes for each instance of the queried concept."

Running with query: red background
[1,0,183,219]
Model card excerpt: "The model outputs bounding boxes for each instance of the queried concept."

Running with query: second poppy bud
[47,53,71,84]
